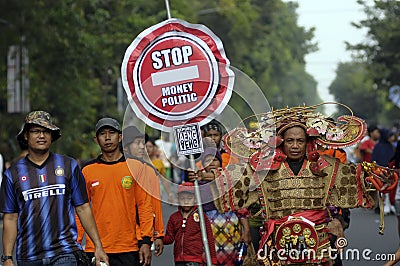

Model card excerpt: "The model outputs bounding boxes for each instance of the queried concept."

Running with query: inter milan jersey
[0,153,88,261]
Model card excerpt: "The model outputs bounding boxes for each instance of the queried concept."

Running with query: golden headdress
[222,102,367,163]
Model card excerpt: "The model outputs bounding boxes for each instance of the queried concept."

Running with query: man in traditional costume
[206,103,397,265]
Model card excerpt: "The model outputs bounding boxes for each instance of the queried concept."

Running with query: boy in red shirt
[164,183,217,266]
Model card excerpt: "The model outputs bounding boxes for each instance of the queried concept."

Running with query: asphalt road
[340,208,398,265]
[0,205,397,266]
[152,202,175,266]
[153,205,399,266]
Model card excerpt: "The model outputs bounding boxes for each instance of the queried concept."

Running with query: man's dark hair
[367,125,379,135]
[18,139,28,151]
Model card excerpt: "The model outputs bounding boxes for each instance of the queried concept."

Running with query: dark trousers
[86,251,141,266]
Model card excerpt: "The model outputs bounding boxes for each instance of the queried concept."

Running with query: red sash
[260,209,327,249]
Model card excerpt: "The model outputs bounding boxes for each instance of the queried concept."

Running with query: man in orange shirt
[78,118,154,266]
[122,125,165,259]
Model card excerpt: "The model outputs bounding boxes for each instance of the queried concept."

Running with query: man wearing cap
[77,118,154,266]
[122,126,147,159]
[122,126,165,259]
[0,111,108,266]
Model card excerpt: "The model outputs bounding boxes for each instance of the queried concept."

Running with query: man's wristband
[1,255,13,262]
[138,236,152,247]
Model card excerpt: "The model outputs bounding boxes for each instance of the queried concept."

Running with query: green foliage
[0,0,318,161]
[329,62,382,124]
[343,0,400,127]
[351,0,400,90]
[329,61,400,127]
[196,0,319,109]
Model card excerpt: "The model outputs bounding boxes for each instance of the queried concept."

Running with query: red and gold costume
[209,103,397,265]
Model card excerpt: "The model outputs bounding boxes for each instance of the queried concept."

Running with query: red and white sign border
[133,32,218,119]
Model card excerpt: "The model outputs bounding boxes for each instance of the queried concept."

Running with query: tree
[350,0,400,91]
[344,0,400,126]
[0,0,319,160]
[197,0,319,109]
[329,62,384,125]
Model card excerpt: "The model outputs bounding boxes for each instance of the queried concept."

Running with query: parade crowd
[1,107,400,266]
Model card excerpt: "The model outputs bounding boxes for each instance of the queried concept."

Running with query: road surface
[153,205,398,266]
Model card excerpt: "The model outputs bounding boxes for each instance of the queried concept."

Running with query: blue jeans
[18,253,76,266]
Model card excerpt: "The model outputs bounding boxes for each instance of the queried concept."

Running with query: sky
[289,0,370,114]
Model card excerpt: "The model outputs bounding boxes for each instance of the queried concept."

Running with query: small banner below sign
[173,123,204,156]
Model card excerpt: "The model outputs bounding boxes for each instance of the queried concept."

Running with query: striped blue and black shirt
[0,153,88,261]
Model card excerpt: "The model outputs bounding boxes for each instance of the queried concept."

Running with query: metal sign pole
[164,0,172,19]
[190,154,213,266]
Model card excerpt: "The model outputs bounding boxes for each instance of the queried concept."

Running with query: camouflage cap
[17,111,61,143]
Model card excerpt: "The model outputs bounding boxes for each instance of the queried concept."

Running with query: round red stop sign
[121,18,234,130]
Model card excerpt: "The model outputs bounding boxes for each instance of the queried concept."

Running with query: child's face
[203,155,221,172]
[178,192,195,211]
[205,129,222,147]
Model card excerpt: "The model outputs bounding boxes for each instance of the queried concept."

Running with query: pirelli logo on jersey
[22,184,66,201]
